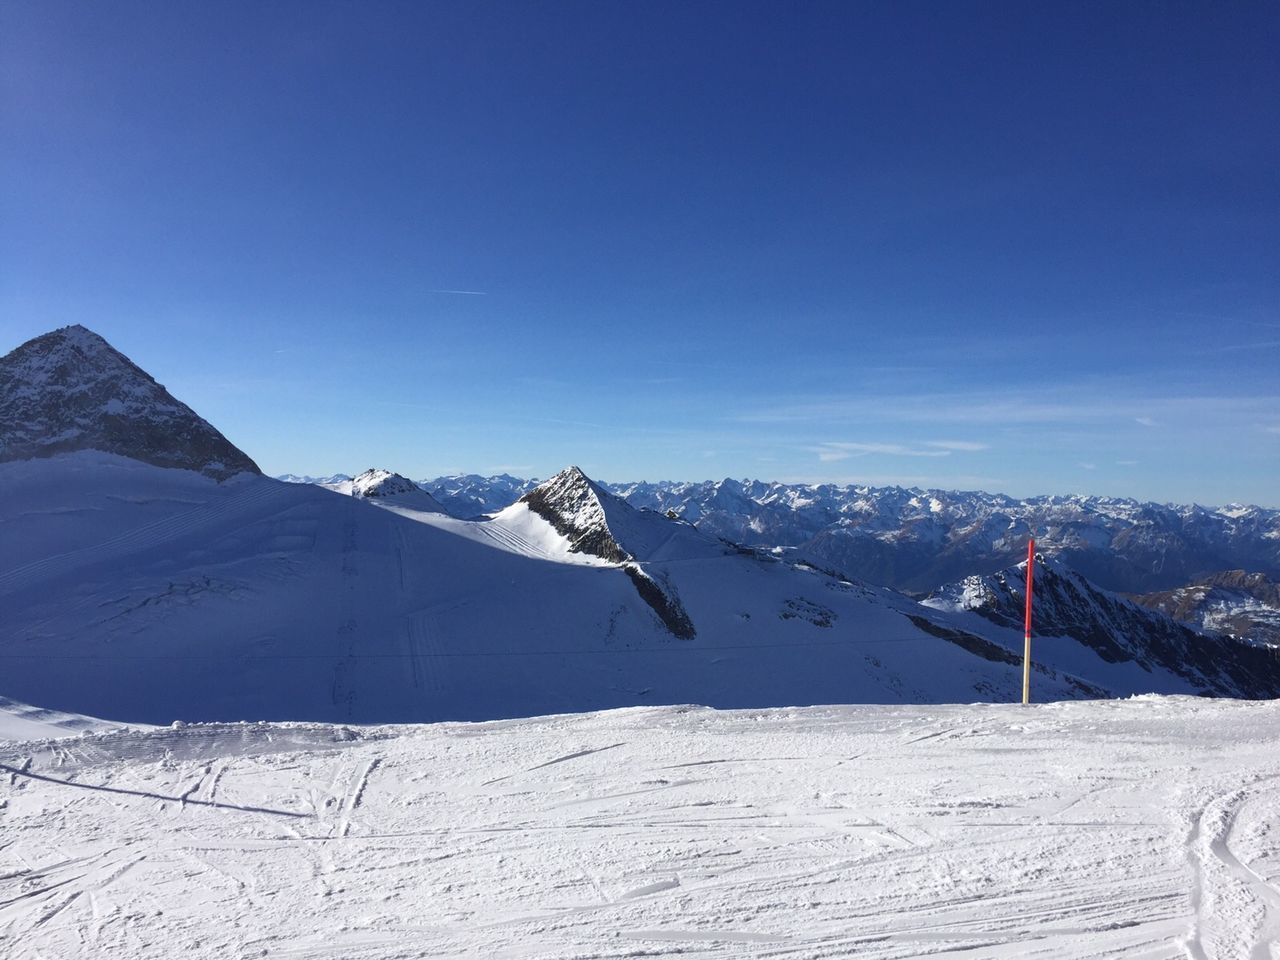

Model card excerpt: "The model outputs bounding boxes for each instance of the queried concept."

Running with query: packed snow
[2,696,1278,958]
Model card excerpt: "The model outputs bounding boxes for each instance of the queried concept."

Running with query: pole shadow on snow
[0,762,312,819]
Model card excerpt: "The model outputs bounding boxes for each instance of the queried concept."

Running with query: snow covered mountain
[0,325,259,480]
[8,445,1277,724]
[1133,570,1280,649]
[280,472,538,517]
[4,324,1276,725]
[924,556,1280,699]
[420,472,540,517]
[3,452,1105,724]
[510,466,737,638]
[277,472,352,485]
[323,467,451,514]
[421,474,1280,595]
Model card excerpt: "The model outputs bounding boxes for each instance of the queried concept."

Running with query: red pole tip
[1024,538,1035,637]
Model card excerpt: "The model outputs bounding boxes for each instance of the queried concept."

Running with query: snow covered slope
[277,472,352,485]
[0,696,127,741]
[2,452,1130,725]
[2,324,1272,724]
[2,696,1277,959]
[924,556,1280,699]
[0,325,259,480]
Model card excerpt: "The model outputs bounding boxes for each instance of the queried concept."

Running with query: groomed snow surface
[3,696,1279,959]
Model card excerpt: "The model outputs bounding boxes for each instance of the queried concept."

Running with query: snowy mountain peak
[49,323,110,352]
[350,468,421,499]
[320,468,450,514]
[520,465,628,563]
[516,465,724,638]
[0,325,260,481]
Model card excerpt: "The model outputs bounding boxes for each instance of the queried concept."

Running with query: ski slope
[2,453,1142,726]
[2,696,1278,958]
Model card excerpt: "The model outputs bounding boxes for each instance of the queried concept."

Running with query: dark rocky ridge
[1133,570,1280,648]
[521,467,697,638]
[904,613,1110,699]
[0,325,260,481]
[930,556,1280,699]
[521,467,630,564]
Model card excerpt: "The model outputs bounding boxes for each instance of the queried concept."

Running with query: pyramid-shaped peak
[0,325,260,481]
[44,323,112,348]
[548,464,595,487]
[524,465,610,504]
[8,324,124,368]
[521,465,627,563]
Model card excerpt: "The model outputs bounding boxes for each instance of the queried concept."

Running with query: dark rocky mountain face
[929,557,1280,699]
[1133,570,1280,648]
[520,466,631,564]
[520,467,698,638]
[0,325,260,481]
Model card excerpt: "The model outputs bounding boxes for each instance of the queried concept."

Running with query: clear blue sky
[3,1,1277,505]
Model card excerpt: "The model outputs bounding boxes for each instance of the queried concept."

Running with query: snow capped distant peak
[0,325,260,481]
[351,468,421,499]
[320,467,450,514]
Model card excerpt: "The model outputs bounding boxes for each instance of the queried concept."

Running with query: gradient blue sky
[3,2,1277,504]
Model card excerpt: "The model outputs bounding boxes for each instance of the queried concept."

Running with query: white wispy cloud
[776,472,1009,489]
[1135,417,1158,427]
[811,439,989,462]
[426,289,488,296]
[737,389,1280,429]
[814,442,948,462]
[924,440,990,452]
[1205,340,1280,353]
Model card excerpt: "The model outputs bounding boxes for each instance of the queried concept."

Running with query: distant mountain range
[281,472,1280,597]
[2,324,1277,725]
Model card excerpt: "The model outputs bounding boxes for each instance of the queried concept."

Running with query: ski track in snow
[1,697,1278,959]
[1186,774,1280,960]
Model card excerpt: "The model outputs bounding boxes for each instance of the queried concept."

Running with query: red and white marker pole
[1022,537,1035,705]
